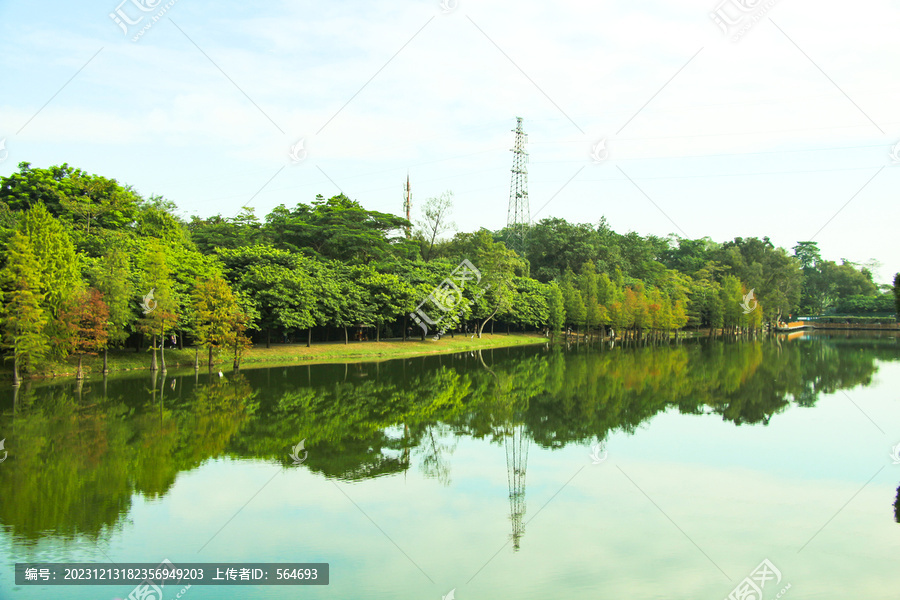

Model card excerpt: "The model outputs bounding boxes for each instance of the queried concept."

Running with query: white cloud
[1,0,898,279]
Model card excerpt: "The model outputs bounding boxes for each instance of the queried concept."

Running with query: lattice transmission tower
[507,117,530,256]
[505,423,529,551]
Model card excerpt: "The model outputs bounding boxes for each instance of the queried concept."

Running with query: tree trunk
[208,346,214,368]
[376,324,380,342]
[403,314,408,341]
[76,355,84,380]
[266,328,271,349]
[478,307,500,338]
[103,348,109,374]
[344,326,348,345]
[179,331,184,350]
[12,354,21,386]
[194,348,199,370]
[307,327,312,348]
[150,335,158,371]
[233,340,240,370]
[160,328,167,373]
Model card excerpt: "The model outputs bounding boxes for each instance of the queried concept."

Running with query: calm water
[2,332,899,599]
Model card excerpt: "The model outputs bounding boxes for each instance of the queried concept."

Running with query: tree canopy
[0,160,891,377]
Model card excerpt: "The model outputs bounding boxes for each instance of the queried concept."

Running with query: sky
[0,0,898,283]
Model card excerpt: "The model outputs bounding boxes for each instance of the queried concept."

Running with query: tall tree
[470,232,522,337]
[329,265,366,344]
[579,261,600,336]
[0,232,50,385]
[68,288,110,380]
[720,275,744,330]
[137,243,179,371]
[416,191,455,262]
[191,276,250,368]
[17,203,80,352]
[93,247,134,372]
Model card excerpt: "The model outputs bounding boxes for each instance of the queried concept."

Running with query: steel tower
[507,117,530,256]
[506,423,529,551]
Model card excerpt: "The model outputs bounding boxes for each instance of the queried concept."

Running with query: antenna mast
[403,173,412,238]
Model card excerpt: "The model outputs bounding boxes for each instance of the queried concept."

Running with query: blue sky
[1,0,898,283]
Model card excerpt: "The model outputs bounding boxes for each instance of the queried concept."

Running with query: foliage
[69,288,110,357]
[264,194,412,263]
[0,232,50,376]
[191,276,251,363]
[893,273,900,319]
[0,161,890,376]
[415,191,455,262]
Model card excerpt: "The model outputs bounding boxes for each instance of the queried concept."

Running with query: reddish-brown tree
[67,288,110,380]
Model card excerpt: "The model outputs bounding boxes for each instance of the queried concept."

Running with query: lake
[2,332,899,599]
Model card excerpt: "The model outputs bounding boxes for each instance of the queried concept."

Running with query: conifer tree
[95,247,134,372]
[0,232,50,385]
[68,288,110,380]
[191,276,250,368]
[545,281,566,338]
[137,243,179,371]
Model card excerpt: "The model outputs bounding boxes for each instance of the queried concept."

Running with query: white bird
[218,371,224,377]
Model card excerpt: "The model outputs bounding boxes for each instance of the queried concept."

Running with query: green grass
[3,333,548,381]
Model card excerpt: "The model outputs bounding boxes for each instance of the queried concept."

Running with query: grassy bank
[3,333,548,381]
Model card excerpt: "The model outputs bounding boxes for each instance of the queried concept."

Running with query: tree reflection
[0,334,895,543]
[0,373,255,543]
[894,487,900,523]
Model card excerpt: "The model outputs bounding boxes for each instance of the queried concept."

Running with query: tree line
[0,162,896,381]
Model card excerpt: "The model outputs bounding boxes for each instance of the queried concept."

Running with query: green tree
[356,268,417,341]
[560,269,583,331]
[579,261,600,337]
[92,247,134,372]
[0,232,50,384]
[218,246,318,347]
[416,191,455,262]
[17,203,80,352]
[191,276,251,368]
[545,281,566,338]
[715,236,801,323]
[506,277,550,333]
[466,232,522,337]
[330,265,367,344]
[189,208,262,254]
[894,273,900,320]
[137,243,179,371]
[720,275,744,330]
[264,194,411,263]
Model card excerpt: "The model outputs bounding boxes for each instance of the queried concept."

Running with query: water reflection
[895,486,900,523]
[0,333,897,548]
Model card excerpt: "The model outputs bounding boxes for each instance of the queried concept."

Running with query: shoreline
[1,333,549,382]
